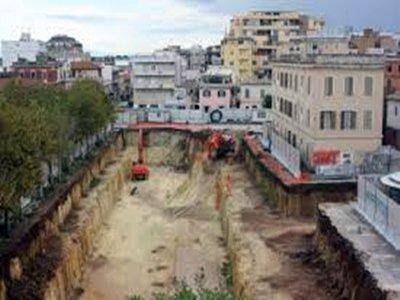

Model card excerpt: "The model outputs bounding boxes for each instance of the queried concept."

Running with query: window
[203,89,211,97]
[294,75,298,92]
[218,90,226,97]
[364,77,373,96]
[245,89,250,98]
[341,111,357,130]
[320,111,336,130]
[289,74,293,89]
[285,73,289,88]
[363,110,372,130]
[344,77,354,96]
[260,89,265,99]
[324,77,334,96]
[395,106,398,116]
[307,76,311,95]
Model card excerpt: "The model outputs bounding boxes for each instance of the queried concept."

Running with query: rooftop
[273,54,385,68]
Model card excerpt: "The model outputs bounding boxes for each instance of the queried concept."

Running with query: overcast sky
[0,0,399,55]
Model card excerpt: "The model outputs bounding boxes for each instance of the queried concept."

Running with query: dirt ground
[79,159,335,300]
[79,166,226,299]
[226,164,335,300]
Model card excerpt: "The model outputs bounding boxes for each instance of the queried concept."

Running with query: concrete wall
[315,205,391,299]
[243,144,355,217]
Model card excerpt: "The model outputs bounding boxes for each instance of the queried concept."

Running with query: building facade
[46,35,88,62]
[222,11,324,81]
[278,37,354,58]
[239,82,272,109]
[199,68,233,111]
[385,56,400,95]
[12,61,59,85]
[1,33,45,68]
[270,55,384,167]
[221,37,255,82]
[206,45,222,67]
[350,28,397,55]
[132,53,178,107]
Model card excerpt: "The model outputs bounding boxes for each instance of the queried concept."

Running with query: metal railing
[353,175,400,250]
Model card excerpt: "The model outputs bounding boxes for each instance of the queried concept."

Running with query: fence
[115,108,271,127]
[0,127,114,237]
[353,175,400,250]
[270,130,301,178]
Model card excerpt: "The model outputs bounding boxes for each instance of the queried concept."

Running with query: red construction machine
[205,130,236,160]
[131,129,150,180]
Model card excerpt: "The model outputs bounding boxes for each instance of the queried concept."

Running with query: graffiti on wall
[312,149,340,166]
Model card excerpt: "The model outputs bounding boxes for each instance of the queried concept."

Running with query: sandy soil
[79,167,226,300]
[225,163,335,300]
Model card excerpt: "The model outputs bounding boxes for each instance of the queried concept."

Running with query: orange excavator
[131,129,150,180]
[205,130,236,160]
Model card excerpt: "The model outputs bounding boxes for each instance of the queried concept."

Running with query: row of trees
[0,79,115,234]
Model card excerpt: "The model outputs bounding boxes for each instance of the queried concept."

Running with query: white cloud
[0,0,229,55]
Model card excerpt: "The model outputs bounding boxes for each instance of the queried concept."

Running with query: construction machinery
[131,129,150,180]
[205,130,236,160]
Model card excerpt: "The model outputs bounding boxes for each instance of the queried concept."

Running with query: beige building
[221,37,255,83]
[270,55,384,167]
[278,36,355,58]
[222,11,324,81]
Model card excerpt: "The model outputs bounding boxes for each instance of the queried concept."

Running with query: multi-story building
[46,35,88,62]
[222,11,324,81]
[221,37,256,83]
[58,60,102,88]
[199,67,233,112]
[11,60,59,85]
[132,53,179,108]
[270,55,384,167]
[239,81,272,109]
[278,36,354,58]
[350,28,397,55]
[1,33,45,69]
[385,56,400,95]
[206,45,222,67]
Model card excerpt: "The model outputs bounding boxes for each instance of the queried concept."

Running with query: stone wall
[244,146,356,217]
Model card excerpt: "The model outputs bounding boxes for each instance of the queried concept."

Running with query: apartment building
[221,37,256,83]
[132,53,178,107]
[1,33,45,68]
[278,36,354,58]
[239,81,272,109]
[270,55,384,167]
[385,56,400,95]
[350,28,397,55]
[222,11,324,81]
[199,67,233,112]
[206,45,222,67]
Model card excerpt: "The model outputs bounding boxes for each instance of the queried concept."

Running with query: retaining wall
[0,133,133,299]
[244,144,356,217]
[315,205,389,300]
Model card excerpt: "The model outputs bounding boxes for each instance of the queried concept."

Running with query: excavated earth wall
[0,130,203,299]
[315,205,397,300]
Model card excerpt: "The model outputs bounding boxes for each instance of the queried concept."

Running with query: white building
[239,81,272,109]
[132,52,180,108]
[1,33,45,68]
